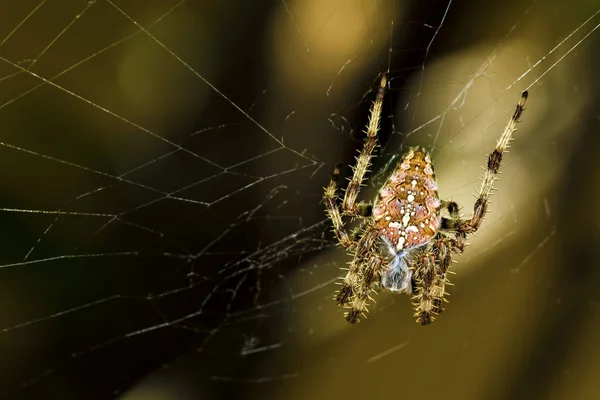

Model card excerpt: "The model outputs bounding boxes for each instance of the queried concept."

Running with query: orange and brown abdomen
[372,147,440,251]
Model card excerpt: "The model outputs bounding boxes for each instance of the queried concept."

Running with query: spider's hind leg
[340,74,387,217]
[454,91,528,235]
[324,163,354,249]
[440,200,460,217]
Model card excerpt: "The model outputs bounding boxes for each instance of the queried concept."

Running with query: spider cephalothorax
[324,73,528,324]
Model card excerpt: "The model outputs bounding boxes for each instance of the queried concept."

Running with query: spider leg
[451,92,528,234]
[427,198,466,318]
[335,227,380,307]
[431,233,462,313]
[341,74,387,217]
[346,252,385,323]
[431,241,450,315]
[327,74,388,315]
[439,199,460,231]
[412,251,437,325]
[325,163,366,306]
[323,163,354,249]
[440,200,459,218]
[350,217,371,243]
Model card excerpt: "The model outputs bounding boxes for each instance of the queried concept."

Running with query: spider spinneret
[324,73,528,325]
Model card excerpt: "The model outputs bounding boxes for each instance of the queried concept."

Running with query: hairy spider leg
[428,199,463,315]
[335,225,380,308]
[341,74,387,216]
[430,233,465,316]
[412,252,437,325]
[446,91,528,234]
[423,92,528,324]
[325,74,387,307]
[323,163,354,249]
[345,240,384,323]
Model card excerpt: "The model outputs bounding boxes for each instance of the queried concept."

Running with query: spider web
[0,0,599,398]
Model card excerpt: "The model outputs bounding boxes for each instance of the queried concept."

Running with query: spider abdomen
[372,147,441,252]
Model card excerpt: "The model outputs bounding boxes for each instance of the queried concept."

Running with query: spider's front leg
[430,233,465,315]
[335,227,379,308]
[412,252,437,325]
[346,249,385,323]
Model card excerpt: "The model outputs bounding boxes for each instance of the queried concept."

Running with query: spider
[324,73,528,325]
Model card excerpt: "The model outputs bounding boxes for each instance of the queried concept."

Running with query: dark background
[0,0,598,399]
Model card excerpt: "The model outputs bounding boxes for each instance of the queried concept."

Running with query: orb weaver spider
[324,74,528,324]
